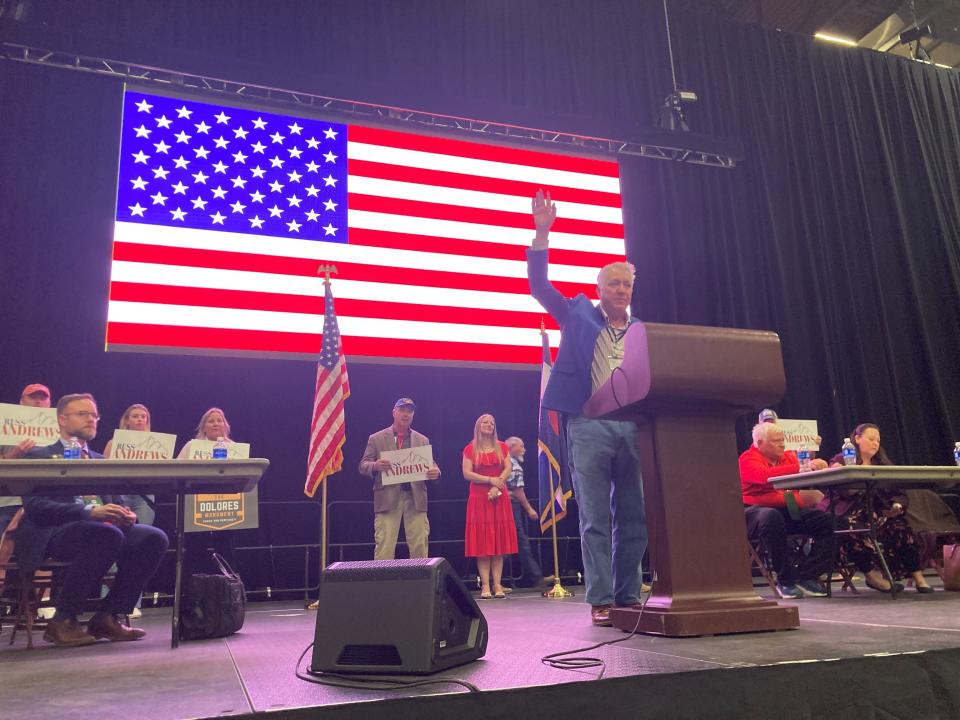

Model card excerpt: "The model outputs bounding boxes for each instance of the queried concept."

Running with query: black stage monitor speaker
[310,557,488,675]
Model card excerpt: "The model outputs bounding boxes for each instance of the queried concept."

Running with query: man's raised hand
[531,189,556,249]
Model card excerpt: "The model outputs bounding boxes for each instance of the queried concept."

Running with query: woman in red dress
[463,414,517,598]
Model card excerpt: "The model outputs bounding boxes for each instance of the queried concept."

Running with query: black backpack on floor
[179,553,246,640]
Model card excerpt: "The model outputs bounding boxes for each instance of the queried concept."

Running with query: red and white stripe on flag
[106,94,624,366]
[305,284,350,497]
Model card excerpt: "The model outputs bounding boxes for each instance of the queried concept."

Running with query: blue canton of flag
[116,91,348,242]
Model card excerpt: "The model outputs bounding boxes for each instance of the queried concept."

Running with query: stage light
[899,24,932,45]
[814,32,857,47]
[658,90,697,133]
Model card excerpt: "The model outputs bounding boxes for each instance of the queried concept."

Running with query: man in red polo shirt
[740,421,835,599]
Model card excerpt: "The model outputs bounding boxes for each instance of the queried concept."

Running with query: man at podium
[526,190,647,627]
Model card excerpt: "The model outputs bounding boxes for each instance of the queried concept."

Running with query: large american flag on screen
[108,89,625,365]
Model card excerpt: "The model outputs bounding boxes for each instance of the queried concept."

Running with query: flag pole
[308,263,338,611]
[540,321,572,599]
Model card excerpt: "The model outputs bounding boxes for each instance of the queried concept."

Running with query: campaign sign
[379,445,434,487]
[183,441,259,532]
[0,403,59,446]
[109,429,176,460]
[779,418,820,451]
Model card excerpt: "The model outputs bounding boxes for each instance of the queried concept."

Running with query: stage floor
[3,579,960,720]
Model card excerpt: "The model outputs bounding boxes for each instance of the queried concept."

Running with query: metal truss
[2,42,738,169]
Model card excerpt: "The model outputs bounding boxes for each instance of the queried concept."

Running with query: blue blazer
[527,248,638,416]
[17,440,124,574]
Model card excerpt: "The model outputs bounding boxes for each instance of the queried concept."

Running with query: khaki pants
[374,491,430,560]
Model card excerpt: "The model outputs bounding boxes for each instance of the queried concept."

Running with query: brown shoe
[591,604,613,627]
[88,613,146,642]
[43,617,97,647]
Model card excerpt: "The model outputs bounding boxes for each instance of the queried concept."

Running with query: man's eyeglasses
[62,411,100,421]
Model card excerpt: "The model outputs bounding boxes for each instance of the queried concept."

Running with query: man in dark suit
[526,190,647,627]
[21,393,169,647]
[359,398,441,560]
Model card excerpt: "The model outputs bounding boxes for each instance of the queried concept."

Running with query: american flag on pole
[107,89,624,365]
[305,281,350,497]
[538,329,573,532]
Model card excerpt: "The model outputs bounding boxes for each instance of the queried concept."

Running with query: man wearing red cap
[359,398,441,560]
[0,384,54,535]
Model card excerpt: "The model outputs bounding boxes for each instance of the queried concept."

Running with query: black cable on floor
[540,593,649,680]
[295,643,480,693]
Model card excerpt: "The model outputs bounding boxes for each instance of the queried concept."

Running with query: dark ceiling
[699,0,960,68]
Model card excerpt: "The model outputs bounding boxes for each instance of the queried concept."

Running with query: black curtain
[2,1,959,592]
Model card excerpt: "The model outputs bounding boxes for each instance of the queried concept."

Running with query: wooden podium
[583,322,799,636]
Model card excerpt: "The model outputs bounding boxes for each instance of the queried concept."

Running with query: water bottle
[63,436,82,460]
[841,437,856,466]
[213,436,228,460]
[797,444,811,472]
[954,442,960,467]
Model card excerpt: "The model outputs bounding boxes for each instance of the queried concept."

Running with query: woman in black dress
[829,423,933,593]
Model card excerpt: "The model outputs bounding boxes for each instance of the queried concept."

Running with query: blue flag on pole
[538,330,573,533]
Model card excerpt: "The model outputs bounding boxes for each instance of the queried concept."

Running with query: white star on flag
[287,219,302,232]
[268,205,283,217]
[175,105,193,118]
[195,121,211,134]
[210,211,226,225]
[252,117,267,129]
[322,223,337,236]
[134,125,151,138]
[323,127,337,139]
[129,202,146,216]
[170,207,187,221]
[131,177,148,190]
[156,116,172,129]
[249,215,264,228]
[135,99,152,112]
[150,192,168,206]
[215,111,231,124]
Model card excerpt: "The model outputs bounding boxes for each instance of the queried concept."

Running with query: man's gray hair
[597,261,636,285]
[752,421,784,445]
[504,436,524,448]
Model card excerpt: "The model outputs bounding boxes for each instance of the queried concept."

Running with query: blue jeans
[567,416,647,606]
[511,501,543,585]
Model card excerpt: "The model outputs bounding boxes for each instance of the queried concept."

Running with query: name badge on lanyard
[607,325,627,371]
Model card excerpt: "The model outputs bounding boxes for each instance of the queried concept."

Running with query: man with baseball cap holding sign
[359,398,441,560]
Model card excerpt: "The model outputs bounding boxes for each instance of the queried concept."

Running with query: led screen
[107,89,624,365]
